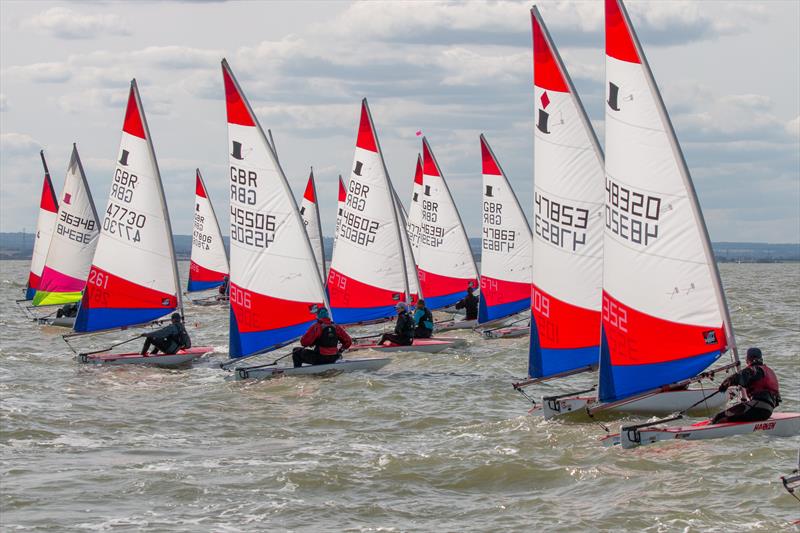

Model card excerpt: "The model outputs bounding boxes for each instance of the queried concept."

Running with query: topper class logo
[536,91,563,134]
[118,149,130,166]
[230,141,252,161]
[607,82,634,111]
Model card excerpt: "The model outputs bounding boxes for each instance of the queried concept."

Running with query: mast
[364,99,410,303]
[615,0,737,364]
[132,79,183,317]
[390,182,423,300]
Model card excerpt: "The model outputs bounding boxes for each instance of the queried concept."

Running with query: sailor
[218,276,230,297]
[413,299,434,339]
[711,347,781,424]
[140,313,191,355]
[292,308,351,367]
[56,302,78,318]
[454,286,478,320]
[377,302,415,346]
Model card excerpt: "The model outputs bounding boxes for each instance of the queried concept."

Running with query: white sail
[478,135,532,324]
[300,169,326,281]
[327,100,409,324]
[188,169,229,292]
[222,59,328,358]
[33,144,100,306]
[406,154,424,271]
[597,0,735,403]
[528,6,605,379]
[74,80,181,332]
[417,138,478,310]
[26,151,59,300]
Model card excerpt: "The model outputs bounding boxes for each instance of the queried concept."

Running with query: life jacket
[420,308,433,329]
[317,324,339,349]
[177,324,191,349]
[748,364,780,406]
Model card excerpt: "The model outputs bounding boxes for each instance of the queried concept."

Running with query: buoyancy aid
[748,364,780,406]
[318,324,339,349]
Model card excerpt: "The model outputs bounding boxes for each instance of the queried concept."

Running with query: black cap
[171,313,182,322]
[746,347,762,361]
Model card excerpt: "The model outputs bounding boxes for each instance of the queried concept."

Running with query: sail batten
[597,0,732,402]
[528,7,605,379]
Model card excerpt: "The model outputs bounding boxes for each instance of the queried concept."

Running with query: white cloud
[786,116,800,138]
[3,62,72,83]
[131,46,222,70]
[0,133,41,156]
[22,7,130,40]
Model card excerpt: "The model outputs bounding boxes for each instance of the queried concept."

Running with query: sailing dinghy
[32,144,100,327]
[219,60,389,379]
[22,152,59,302]
[300,169,326,281]
[67,80,212,368]
[581,0,799,440]
[188,169,230,306]
[417,138,479,331]
[474,135,532,339]
[325,101,459,353]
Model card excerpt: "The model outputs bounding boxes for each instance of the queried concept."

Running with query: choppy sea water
[1,260,798,531]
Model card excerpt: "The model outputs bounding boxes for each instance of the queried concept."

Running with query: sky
[1,0,798,243]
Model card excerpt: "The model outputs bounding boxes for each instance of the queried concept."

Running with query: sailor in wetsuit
[292,308,352,367]
[413,299,434,339]
[140,313,191,355]
[56,302,78,318]
[711,347,781,424]
[454,286,478,321]
[218,276,229,298]
[377,302,415,346]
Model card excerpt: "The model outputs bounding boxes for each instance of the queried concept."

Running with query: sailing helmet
[746,347,763,364]
[316,308,330,319]
[395,302,407,312]
[171,313,182,323]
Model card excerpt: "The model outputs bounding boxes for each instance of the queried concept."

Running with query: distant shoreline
[1,233,798,263]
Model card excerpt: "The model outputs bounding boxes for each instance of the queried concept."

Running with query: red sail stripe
[82,266,176,310]
[338,176,347,202]
[40,175,58,213]
[230,282,320,333]
[422,140,439,177]
[356,101,378,152]
[122,85,146,139]
[303,172,316,203]
[606,0,640,64]
[327,267,402,308]
[222,64,255,127]
[480,136,501,176]
[413,154,423,185]
[602,290,726,366]
[195,171,207,198]
[531,11,568,92]
[532,284,600,350]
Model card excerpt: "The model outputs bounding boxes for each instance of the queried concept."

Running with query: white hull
[79,347,213,368]
[481,326,529,339]
[348,338,456,354]
[435,319,477,333]
[602,412,800,449]
[234,357,391,381]
[541,388,727,420]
